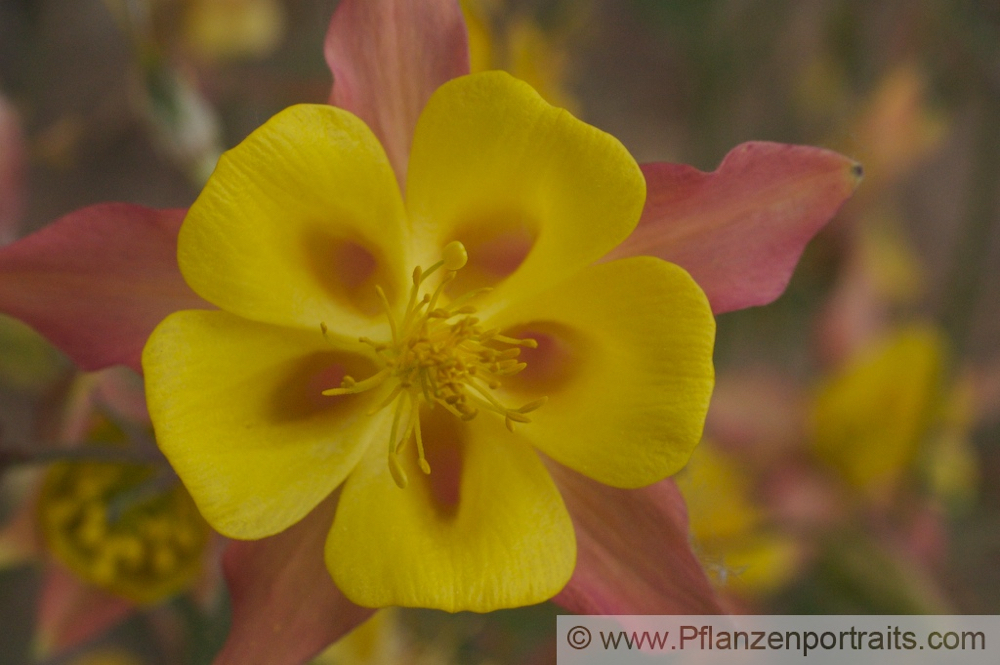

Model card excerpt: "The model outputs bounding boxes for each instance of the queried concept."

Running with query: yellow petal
[143,310,390,539]
[486,256,715,488]
[811,325,944,492]
[185,0,286,61]
[713,533,802,594]
[179,104,410,341]
[326,408,575,611]
[312,609,403,664]
[405,71,645,318]
[676,443,762,544]
[925,379,979,508]
[460,0,493,74]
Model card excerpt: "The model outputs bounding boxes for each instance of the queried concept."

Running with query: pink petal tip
[324,0,470,186]
[0,203,210,373]
[609,142,862,314]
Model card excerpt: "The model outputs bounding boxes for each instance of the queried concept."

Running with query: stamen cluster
[38,458,208,602]
[322,241,545,488]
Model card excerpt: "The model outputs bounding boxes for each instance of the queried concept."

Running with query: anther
[442,240,468,271]
[322,368,390,397]
[517,397,548,413]
[494,335,538,348]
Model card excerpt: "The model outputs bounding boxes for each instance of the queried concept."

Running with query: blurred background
[0,0,998,663]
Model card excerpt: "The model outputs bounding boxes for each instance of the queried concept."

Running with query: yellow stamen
[388,452,408,489]
[387,391,405,458]
[321,241,546,488]
[441,240,468,270]
[413,407,431,475]
[37,458,210,603]
[517,397,548,413]
[375,285,397,342]
[321,367,391,396]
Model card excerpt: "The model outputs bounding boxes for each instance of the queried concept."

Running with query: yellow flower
[811,325,944,494]
[461,0,582,112]
[677,444,800,595]
[143,71,715,611]
[38,447,210,604]
[183,0,286,61]
[312,610,403,665]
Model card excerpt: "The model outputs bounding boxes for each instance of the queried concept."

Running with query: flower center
[38,457,209,603]
[322,241,545,488]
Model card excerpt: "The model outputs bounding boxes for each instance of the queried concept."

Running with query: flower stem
[0,441,169,470]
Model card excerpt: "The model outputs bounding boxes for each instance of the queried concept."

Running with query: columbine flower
[38,445,210,604]
[0,0,861,661]
[461,0,582,112]
[702,323,978,611]
[811,324,979,504]
[182,0,286,61]
[0,369,218,658]
[142,70,716,611]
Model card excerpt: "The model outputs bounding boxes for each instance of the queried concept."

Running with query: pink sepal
[324,0,470,186]
[608,142,861,314]
[0,203,210,372]
[548,462,724,615]
[214,494,372,665]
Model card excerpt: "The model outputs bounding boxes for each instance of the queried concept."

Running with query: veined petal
[0,203,209,373]
[325,0,470,186]
[327,410,575,611]
[179,104,410,341]
[486,257,714,488]
[217,495,373,665]
[548,465,723,614]
[406,71,645,319]
[607,143,861,314]
[143,310,389,539]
